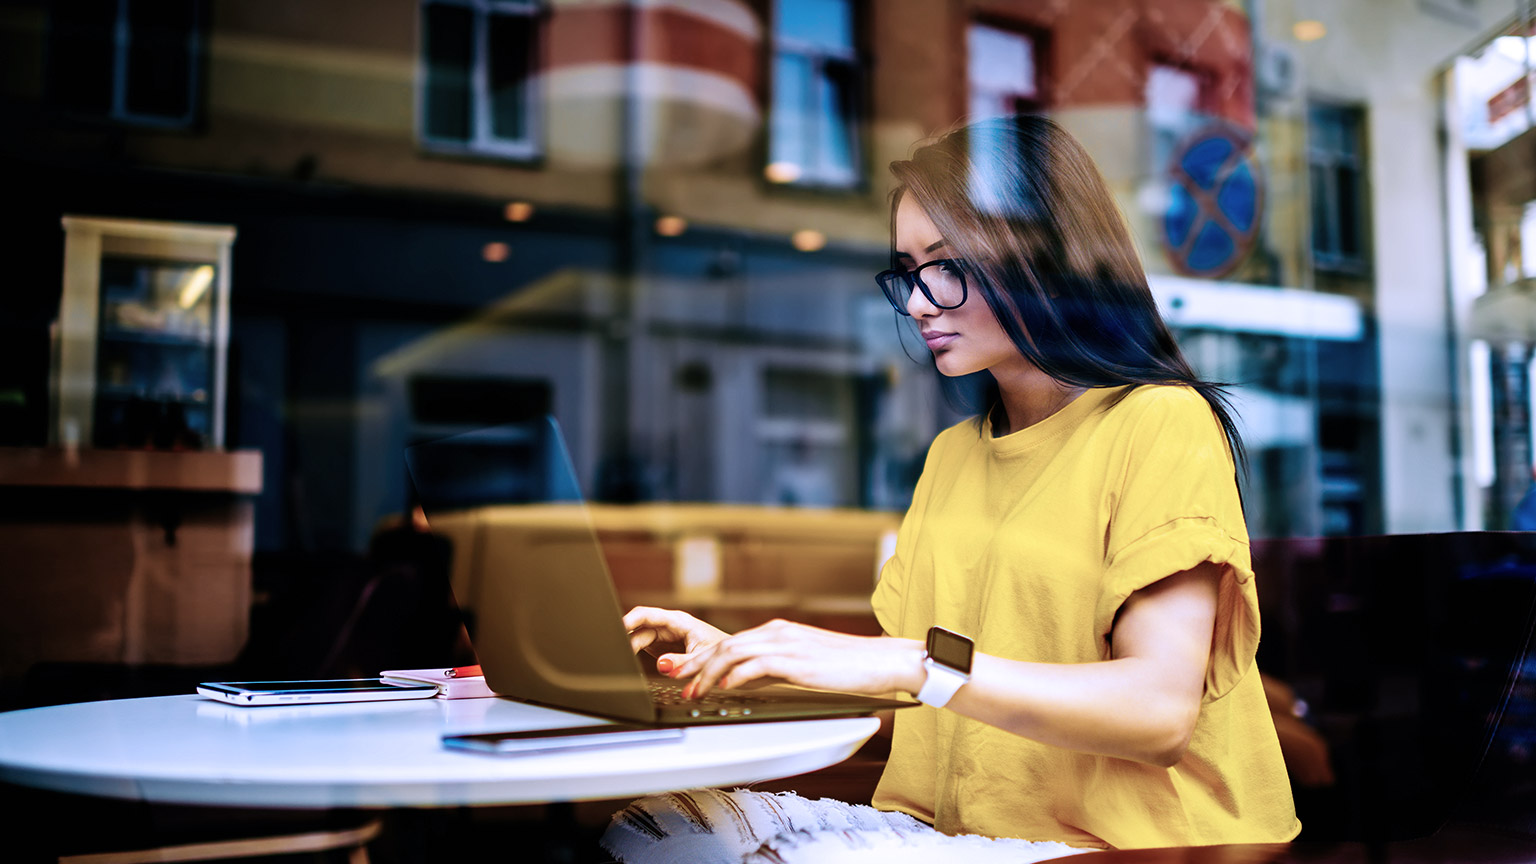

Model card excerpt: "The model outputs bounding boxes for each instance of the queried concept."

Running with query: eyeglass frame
[875,258,971,316]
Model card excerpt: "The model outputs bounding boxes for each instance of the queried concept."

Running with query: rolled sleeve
[1097,516,1259,700]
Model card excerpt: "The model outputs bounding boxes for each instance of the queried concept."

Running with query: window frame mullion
[471,2,491,149]
[110,0,130,121]
[807,51,826,179]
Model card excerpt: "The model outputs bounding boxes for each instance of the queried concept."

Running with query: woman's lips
[923,331,958,350]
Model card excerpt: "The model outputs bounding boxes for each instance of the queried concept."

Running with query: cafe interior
[1,0,1535,861]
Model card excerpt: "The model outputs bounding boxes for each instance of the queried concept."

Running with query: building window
[1308,102,1368,271]
[768,0,861,188]
[758,368,854,507]
[45,0,205,128]
[967,24,1041,120]
[1146,63,1207,176]
[419,0,540,159]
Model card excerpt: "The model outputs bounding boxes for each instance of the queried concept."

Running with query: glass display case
[54,217,235,449]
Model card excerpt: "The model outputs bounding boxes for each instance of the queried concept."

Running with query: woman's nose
[905,286,939,318]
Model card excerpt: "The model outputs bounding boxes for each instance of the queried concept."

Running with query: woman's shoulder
[1106,384,1217,425]
[929,415,985,453]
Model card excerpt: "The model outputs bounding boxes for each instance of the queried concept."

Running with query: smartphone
[443,724,685,756]
[196,678,439,706]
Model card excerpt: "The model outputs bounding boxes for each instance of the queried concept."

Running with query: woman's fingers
[634,614,902,698]
[628,627,660,655]
[712,656,793,694]
[687,632,804,697]
[620,606,663,633]
[623,606,725,656]
[672,620,921,698]
[665,621,785,680]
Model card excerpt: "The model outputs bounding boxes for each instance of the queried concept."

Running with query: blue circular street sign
[1161,126,1263,278]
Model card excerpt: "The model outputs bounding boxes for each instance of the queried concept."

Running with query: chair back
[1251,532,1536,842]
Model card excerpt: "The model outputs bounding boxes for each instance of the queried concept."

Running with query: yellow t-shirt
[871,385,1300,849]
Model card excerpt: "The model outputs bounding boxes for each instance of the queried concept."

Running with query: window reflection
[5,6,1536,795]
[770,0,859,187]
[1308,102,1367,271]
[968,24,1040,120]
[45,0,203,127]
[421,0,540,158]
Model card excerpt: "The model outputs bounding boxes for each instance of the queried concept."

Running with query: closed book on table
[380,667,496,699]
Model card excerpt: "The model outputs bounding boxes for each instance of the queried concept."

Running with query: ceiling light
[765,162,803,184]
[482,242,511,263]
[655,216,688,237]
[1293,20,1326,42]
[791,230,826,252]
[504,201,534,222]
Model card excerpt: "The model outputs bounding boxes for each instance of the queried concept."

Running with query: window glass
[124,0,197,120]
[1308,104,1346,154]
[487,11,534,141]
[776,0,852,50]
[771,53,811,170]
[1336,164,1360,257]
[815,58,857,181]
[968,26,1033,92]
[761,368,854,507]
[1310,162,1331,253]
[47,0,116,114]
[423,3,475,142]
[1308,102,1367,267]
[770,0,859,187]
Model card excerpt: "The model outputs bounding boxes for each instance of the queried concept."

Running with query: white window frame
[416,0,542,161]
[769,0,862,189]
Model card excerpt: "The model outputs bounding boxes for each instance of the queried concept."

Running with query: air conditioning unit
[1257,41,1301,101]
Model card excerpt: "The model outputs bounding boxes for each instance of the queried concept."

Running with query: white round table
[0,695,880,809]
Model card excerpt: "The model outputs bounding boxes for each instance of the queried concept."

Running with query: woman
[606,115,1299,861]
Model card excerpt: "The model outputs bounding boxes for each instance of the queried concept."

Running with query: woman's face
[894,195,1028,379]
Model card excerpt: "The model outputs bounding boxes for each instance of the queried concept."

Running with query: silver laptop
[406,416,914,726]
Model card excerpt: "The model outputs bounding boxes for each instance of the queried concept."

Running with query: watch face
[927,626,973,673]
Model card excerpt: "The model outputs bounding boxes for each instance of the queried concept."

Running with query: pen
[444,665,482,678]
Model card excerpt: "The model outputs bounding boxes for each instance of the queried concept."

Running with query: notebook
[405,416,915,726]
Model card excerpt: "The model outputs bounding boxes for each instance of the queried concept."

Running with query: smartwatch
[916,626,973,708]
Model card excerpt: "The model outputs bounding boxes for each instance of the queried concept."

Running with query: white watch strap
[916,657,968,707]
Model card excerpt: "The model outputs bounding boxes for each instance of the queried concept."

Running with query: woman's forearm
[935,652,1201,766]
[670,570,1216,766]
[898,564,1220,767]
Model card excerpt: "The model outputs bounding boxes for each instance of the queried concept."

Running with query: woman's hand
[622,607,730,676]
[668,619,926,700]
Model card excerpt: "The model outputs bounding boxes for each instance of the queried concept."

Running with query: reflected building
[1,0,1531,555]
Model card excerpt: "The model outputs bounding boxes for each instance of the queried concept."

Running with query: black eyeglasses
[875,259,970,316]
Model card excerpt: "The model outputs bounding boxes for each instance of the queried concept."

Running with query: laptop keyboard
[649,682,771,715]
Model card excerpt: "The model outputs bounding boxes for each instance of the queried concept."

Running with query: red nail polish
[657,657,673,673]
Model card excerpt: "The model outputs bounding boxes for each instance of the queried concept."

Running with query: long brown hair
[889,114,1246,471]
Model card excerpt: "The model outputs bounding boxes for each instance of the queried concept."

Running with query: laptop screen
[404,416,659,721]
[405,420,583,516]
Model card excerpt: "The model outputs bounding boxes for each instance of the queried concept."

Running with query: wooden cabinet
[54,216,235,449]
[0,448,261,684]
